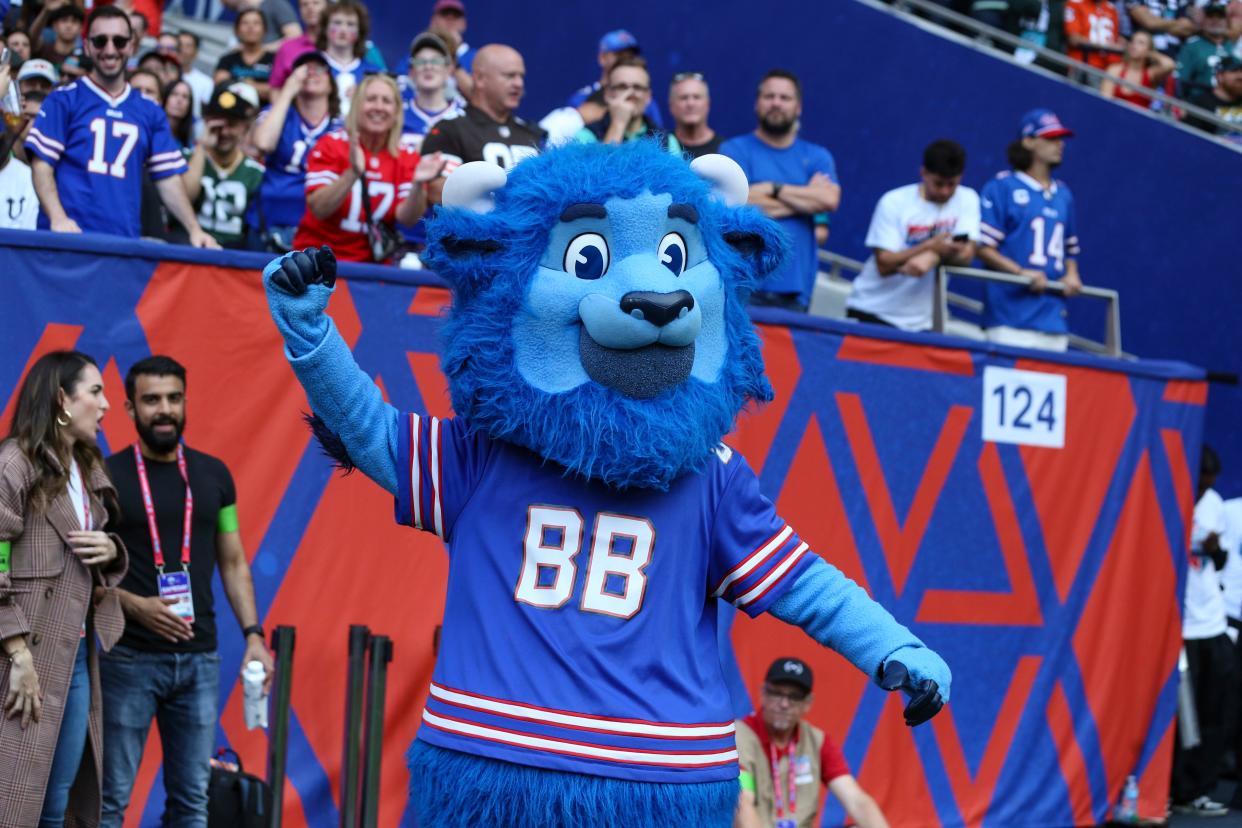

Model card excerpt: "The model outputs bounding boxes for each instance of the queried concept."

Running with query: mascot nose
[619,291,695,328]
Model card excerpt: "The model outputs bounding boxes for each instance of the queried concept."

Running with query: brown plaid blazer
[0,440,128,828]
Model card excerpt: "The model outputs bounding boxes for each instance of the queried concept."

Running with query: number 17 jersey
[26,78,187,237]
[395,414,818,783]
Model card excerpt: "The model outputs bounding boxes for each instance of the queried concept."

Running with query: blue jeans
[98,646,220,828]
[38,638,90,828]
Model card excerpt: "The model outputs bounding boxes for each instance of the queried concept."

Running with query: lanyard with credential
[769,739,798,821]
[134,445,192,574]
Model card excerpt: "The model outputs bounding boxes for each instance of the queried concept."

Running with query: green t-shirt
[181,149,266,248]
[1177,37,1242,98]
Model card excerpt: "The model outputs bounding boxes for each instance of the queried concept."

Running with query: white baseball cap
[17,59,59,85]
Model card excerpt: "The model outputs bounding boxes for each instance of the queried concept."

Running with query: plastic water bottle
[242,661,268,730]
[1115,774,1139,824]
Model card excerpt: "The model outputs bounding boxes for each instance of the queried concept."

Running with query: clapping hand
[414,151,447,184]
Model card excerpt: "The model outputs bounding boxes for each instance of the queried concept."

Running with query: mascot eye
[563,233,610,280]
[658,232,687,276]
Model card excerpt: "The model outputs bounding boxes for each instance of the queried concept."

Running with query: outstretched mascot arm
[770,559,951,725]
[263,247,401,495]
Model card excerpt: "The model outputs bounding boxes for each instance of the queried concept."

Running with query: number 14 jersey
[395,413,818,783]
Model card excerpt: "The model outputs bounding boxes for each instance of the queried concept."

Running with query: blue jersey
[395,413,816,783]
[979,170,1081,333]
[325,54,383,115]
[26,78,187,237]
[399,90,465,150]
[256,105,341,229]
[720,133,837,305]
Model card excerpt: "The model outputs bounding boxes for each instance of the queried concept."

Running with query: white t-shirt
[1184,487,1228,639]
[1218,498,1242,621]
[846,183,981,331]
[66,459,88,530]
[0,156,38,230]
[184,68,215,122]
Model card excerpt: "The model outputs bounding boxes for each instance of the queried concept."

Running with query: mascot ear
[690,154,748,207]
[442,161,507,214]
[691,154,786,283]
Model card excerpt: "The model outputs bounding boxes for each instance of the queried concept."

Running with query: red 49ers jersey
[293,129,419,262]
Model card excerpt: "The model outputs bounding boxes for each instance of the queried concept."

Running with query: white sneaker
[1172,795,1229,816]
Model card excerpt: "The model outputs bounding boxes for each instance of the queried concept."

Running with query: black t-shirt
[420,103,545,170]
[105,445,237,653]
[679,133,723,159]
[1185,88,1242,136]
[215,50,274,85]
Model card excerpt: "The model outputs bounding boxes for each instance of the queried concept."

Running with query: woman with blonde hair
[293,72,445,262]
[0,350,127,828]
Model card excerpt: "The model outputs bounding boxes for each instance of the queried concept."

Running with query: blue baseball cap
[599,29,640,54]
[1020,108,1074,139]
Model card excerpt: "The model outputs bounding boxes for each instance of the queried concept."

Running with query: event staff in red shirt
[293,73,445,262]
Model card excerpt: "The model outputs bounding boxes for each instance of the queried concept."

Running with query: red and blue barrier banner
[0,230,1205,827]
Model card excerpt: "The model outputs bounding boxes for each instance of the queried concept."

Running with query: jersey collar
[82,75,131,107]
[1016,170,1058,196]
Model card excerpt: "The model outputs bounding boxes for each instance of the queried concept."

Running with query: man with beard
[977,109,1084,351]
[25,6,217,245]
[99,356,272,828]
[721,70,840,312]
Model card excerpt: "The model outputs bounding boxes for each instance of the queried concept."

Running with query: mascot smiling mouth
[578,328,695,400]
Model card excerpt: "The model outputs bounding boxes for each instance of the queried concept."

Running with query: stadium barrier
[0,230,1205,827]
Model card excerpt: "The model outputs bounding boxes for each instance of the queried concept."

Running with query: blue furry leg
[405,740,737,828]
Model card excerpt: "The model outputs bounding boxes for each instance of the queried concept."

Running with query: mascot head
[422,141,787,490]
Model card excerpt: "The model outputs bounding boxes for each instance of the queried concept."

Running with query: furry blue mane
[422,141,786,490]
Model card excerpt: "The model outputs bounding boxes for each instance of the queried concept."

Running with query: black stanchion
[267,625,296,828]
[340,625,370,828]
[359,635,394,828]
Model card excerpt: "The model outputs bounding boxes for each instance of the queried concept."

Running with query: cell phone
[952,233,969,242]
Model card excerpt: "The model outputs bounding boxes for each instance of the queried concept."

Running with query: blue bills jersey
[26,78,187,237]
[395,413,816,783]
[256,106,341,228]
[979,171,1082,333]
[399,90,465,151]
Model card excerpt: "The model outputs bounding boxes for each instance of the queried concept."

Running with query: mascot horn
[263,141,951,828]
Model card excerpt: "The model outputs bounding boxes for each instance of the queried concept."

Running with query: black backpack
[207,748,272,828]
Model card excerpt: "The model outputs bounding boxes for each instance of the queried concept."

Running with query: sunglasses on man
[88,34,131,50]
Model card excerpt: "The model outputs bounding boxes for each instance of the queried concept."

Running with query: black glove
[880,660,944,727]
[268,246,337,296]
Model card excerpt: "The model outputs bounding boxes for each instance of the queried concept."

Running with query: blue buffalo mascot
[263,141,951,828]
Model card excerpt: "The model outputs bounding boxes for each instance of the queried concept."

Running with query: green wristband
[217,505,239,534]
[739,770,756,792]
[0,541,9,574]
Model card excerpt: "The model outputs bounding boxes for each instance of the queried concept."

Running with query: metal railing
[816,250,1125,357]
[870,0,1242,152]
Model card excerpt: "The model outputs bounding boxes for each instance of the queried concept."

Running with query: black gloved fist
[879,660,944,727]
[269,246,337,296]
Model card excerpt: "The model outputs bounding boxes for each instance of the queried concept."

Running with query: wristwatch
[242,624,265,641]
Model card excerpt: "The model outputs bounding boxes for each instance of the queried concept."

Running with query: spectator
[127,66,162,103]
[971,0,1046,40]
[99,356,274,828]
[1127,0,1196,56]
[1015,0,1069,63]
[1100,30,1176,106]
[178,82,265,248]
[293,73,445,261]
[136,47,182,90]
[721,69,840,312]
[1185,54,1242,135]
[976,109,1082,351]
[0,350,127,828]
[175,30,213,119]
[575,57,680,152]
[846,140,980,331]
[16,57,56,102]
[269,0,327,89]
[1176,3,1240,97]
[1170,447,1235,817]
[401,31,464,151]
[735,658,891,828]
[114,0,164,40]
[213,9,273,104]
[59,50,89,84]
[156,31,179,55]
[568,29,663,129]
[5,28,31,65]
[162,78,194,150]
[126,10,148,68]
[0,61,39,229]
[427,0,474,98]
[253,50,340,251]
[26,6,217,246]
[221,0,301,45]
[316,0,379,116]
[1064,0,1125,69]
[421,43,544,204]
[668,71,721,158]
[36,4,83,72]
